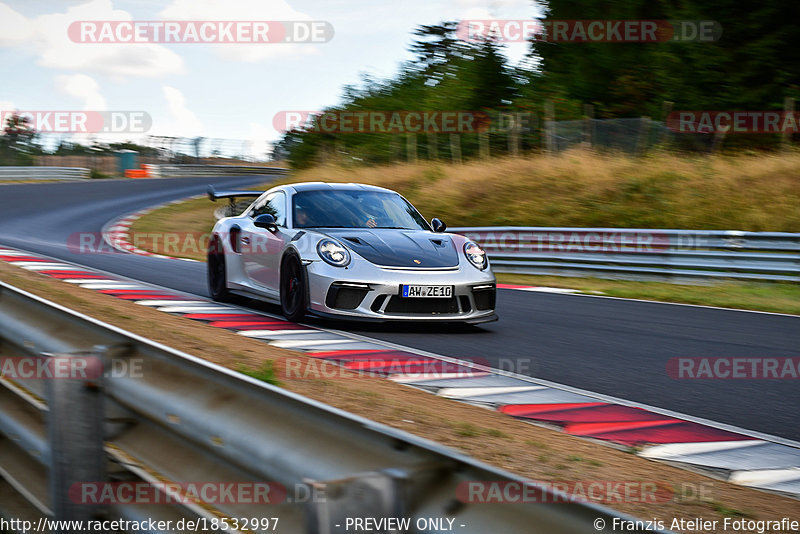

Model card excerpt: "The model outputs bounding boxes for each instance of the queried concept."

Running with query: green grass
[525,440,548,448]
[449,422,512,438]
[237,361,280,386]
[712,502,752,518]
[496,273,800,316]
[485,428,509,438]
[453,422,480,437]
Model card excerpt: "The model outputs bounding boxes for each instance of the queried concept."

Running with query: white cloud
[160,0,308,20]
[162,85,202,136]
[0,0,184,80]
[439,0,541,66]
[0,3,35,44]
[160,0,320,62]
[247,121,273,159]
[449,0,540,19]
[0,100,16,129]
[55,74,107,110]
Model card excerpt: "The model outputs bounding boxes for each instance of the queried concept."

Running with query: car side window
[250,191,286,226]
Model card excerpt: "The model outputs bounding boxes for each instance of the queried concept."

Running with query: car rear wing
[207,185,264,206]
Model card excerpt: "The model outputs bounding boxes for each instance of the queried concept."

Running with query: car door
[241,191,289,294]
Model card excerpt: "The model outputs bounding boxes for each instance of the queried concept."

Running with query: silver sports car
[207,182,497,323]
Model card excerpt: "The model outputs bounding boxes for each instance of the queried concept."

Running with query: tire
[280,255,307,322]
[207,235,231,302]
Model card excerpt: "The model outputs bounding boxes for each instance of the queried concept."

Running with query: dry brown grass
[285,149,800,231]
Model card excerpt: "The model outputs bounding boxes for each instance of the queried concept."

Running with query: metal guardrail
[147,164,289,178]
[453,227,800,283]
[0,281,649,533]
[0,167,89,181]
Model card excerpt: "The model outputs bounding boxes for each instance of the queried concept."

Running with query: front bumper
[305,258,497,323]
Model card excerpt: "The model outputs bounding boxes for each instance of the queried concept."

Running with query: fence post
[660,101,674,146]
[479,132,490,160]
[391,135,401,161]
[508,114,521,156]
[46,350,106,526]
[636,117,651,156]
[582,104,594,148]
[544,101,555,153]
[406,134,417,163]
[427,133,438,160]
[449,134,462,164]
[710,130,726,154]
[783,97,795,151]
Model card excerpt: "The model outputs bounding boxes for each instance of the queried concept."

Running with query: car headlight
[463,241,487,270]
[317,238,351,267]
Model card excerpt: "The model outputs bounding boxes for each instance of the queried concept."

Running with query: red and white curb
[101,196,205,262]
[3,244,798,499]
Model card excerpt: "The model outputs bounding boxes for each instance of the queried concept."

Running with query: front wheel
[280,256,307,322]
[207,236,231,302]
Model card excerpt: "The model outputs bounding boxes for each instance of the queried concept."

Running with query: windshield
[292,189,430,230]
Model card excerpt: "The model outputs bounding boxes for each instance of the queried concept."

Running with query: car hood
[321,229,459,268]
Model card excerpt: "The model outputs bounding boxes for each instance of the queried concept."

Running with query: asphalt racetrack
[1,177,798,440]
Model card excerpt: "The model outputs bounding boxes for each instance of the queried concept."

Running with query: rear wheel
[207,235,231,302]
[280,256,307,322]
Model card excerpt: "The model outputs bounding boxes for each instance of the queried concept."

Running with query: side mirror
[254,213,277,231]
[431,218,447,233]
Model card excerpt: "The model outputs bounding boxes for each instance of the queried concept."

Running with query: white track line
[729,468,800,486]
[502,286,800,318]
[640,440,764,459]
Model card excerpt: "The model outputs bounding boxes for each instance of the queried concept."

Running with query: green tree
[0,113,38,165]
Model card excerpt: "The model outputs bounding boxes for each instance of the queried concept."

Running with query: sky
[0,0,541,158]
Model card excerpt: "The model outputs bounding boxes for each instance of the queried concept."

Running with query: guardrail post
[305,469,408,534]
[407,135,417,163]
[544,100,555,153]
[45,350,106,526]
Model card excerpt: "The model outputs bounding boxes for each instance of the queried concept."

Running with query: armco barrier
[453,227,800,283]
[146,164,289,178]
[0,166,89,181]
[0,281,656,533]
